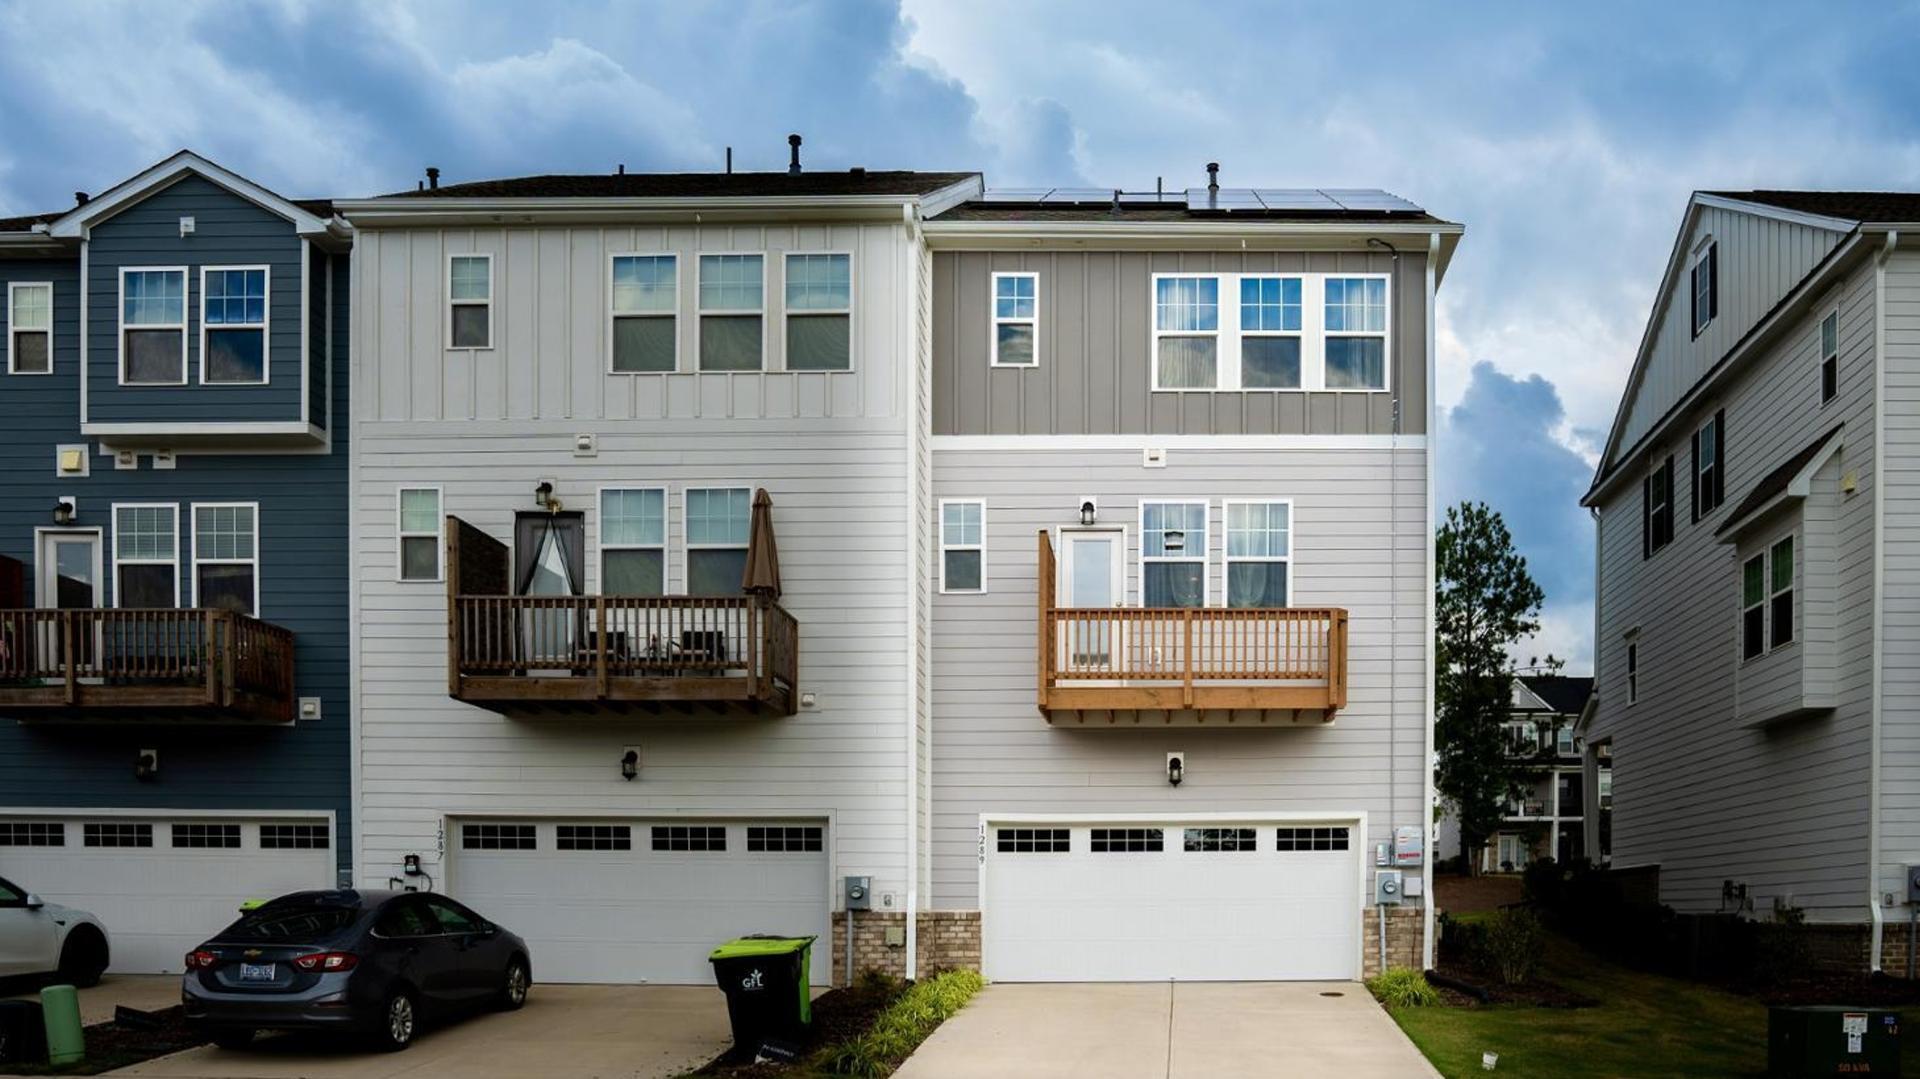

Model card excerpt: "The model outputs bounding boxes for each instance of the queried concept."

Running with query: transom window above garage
[172,823,241,849]
[462,823,536,851]
[747,825,824,852]
[261,823,330,850]
[84,822,153,848]
[1182,827,1256,852]
[653,825,727,852]
[996,827,1069,853]
[0,821,63,846]
[1090,828,1163,852]
[1274,826,1350,851]
[557,825,632,851]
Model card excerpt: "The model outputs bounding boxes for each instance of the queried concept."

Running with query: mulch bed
[690,977,905,1078]
[1429,964,1599,1009]
[1741,972,1920,1009]
[1,1004,209,1076]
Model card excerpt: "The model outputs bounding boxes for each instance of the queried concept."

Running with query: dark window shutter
[1690,428,1701,523]
[1713,408,1726,509]
[1689,263,1700,339]
[1642,474,1653,559]
[1707,245,1719,320]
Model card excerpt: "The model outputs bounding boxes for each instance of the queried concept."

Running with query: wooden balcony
[446,516,797,717]
[1036,531,1347,725]
[0,608,297,722]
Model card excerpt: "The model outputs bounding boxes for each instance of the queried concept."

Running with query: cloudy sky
[6,0,1919,671]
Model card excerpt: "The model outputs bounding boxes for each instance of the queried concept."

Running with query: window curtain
[1227,562,1287,608]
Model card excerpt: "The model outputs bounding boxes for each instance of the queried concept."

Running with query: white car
[0,875,110,986]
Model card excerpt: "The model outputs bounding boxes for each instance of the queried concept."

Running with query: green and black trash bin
[1768,1005,1901,1077]
[708,936,816,1058]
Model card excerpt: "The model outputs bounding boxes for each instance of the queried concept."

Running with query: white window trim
[396,486,444,584]
[1694,414,1719,515]
[989,271,1039,368]
[7,280,54,376]
[606,252,679,375]
[446,252,494,351]
[190,501,261,616]
[595,484,668,595]
[1149,272,1391,393]
[1138,499,1210,607]
[938,498,987,594]
[1818,306,1840,406]
[198,264,271,386]
[110,502,180,608]
[1646,455,1673,554]
[680,485,752,595]
[1767,532,1796,653]
[694,253,767,372]
[781,250,855,373]
[118,265,189,386]
[1221,497,1294,609]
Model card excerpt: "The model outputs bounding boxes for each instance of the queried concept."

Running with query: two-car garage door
[451,818,830,985]
[983,820,1361,982]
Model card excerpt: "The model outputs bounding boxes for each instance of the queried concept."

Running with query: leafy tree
[1436,502,1544,875]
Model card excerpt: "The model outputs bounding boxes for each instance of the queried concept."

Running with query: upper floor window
[1324,277,1388,389]
[685,487,750,594]
[1641,454,1674,558]
[785,253,851,370]
[1625,636,1640,704]
[939,500,985,594]
[991,272,1038,367]
[1690,242,1717,339]
[113,503,179,608]
[600,487,666,596]
[1141,500,1207,607]
[1225,500,1290,607]
[1153,276,1221,389]
[121,268,187,385]
[7,281,52,374]
[1819,310,1839,404]
[1556,725,1577,757]
[1240,277,1303,388]
[201,267,268,384]
[1691,410,1724,519]
[192,503,258,616]
[397,487,443,582]
[1741,534,1796,660]
[610,255,676,373]
[448,255,492,349]
[698,255,763,371]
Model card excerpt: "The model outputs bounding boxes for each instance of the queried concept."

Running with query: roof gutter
[332,193,961,228]
[921,221,1464,278]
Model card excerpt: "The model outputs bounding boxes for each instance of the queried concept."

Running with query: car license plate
[238,962,275,982]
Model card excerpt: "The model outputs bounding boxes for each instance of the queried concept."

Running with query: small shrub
[820,969,986,1078]
[1484,908,1544,985]
[1366,967,1440,1008]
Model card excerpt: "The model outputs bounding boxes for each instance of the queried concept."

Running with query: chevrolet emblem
[243,949,263,958]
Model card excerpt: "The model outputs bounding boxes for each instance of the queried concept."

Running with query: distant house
[1437,674,1604,872]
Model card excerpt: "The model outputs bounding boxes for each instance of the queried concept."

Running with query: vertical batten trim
[1422,230,1439,969]
[1868,229,1896,969]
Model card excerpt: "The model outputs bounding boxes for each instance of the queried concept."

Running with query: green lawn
[1386,932,1920,1079]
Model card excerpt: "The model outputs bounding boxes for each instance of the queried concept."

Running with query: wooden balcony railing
[1036,531,1347,720]
[0,608,297,722]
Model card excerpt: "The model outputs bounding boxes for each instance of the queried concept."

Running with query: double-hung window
[1153,276,1221,389]
[1239,277,1303,388]
[600,488,666,596]
[685,487,750,594]
[1740,538,1795,658]
[1768,536,1794,650]
[1642,455,1675,558]
[1625,637,1639,704]
[1819,310,1839,404]
[201,266,268,384]
[448,255,492,349]
[1323,277,1388,389]
[1150,272,1388,391]
[698,255,763,371]
[1141,501,1207,607]
[397,488,443,582]
[785,253,851,370]
[1691,242,1717,338]
[193,503,258,616]
[1224,500,1290,607]
[610,255,676,372]
[7,281,52,374]
[990,272,1038,367]
[939,500,985,593]
[1691,410,1724,519]
[113,504,178,608]
[121,268,187,384]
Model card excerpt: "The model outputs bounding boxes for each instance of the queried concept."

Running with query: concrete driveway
[894,982,1441,1079]
[106,984,734,1079]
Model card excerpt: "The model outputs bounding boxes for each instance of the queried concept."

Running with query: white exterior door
[449,818,830,985]
[0,814,335,973]
[982,820,1361,982]
[1056,529,1125,672]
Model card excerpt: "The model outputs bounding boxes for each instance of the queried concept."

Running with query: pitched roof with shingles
[1516,675,1593,716]
[1708,190,1920,223]
[1714,424,1845,537]
[0,211,60,233]
[381,171,978,200]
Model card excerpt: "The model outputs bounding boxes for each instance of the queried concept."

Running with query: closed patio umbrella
[742,488,782,598]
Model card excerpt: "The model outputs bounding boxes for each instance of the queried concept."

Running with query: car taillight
[292,952,359,972]
[185,950,218,970]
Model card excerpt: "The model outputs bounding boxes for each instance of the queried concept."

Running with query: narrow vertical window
[397,488,443,582]
[1153,276,1220,388]
[1819,310,1839,404]
[685,487,750,594]
[600,488,666,596]
[201,266,268,384]
[610,255,676,372]
[990,272,1038,367]
[1238,277,1303,388]
[1323,277,1388,389]
[1690,242,1717,338]
[121,268,187,384]
[1741,554,1766,660]
[113,504,179,608]
[1625,640,1639,704]
[1642,455,1674,558]
[448,255,492,349]
[1691,411,1723,519]
[1141,501,1207,607]
[1225,501,1290,607]
[1769,535,1794,649]
[784,253,851,370]
[7,282,52,374]
[193,504,258,616]
[698,255,763,371]
[939,500,985,593]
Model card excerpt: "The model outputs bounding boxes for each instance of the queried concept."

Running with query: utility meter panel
[844,875,872,911]
[1393,825,1425,867]
[1906,865,1920,904]
[1375,870,1404,905]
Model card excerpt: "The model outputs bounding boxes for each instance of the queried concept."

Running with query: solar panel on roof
[1038,188,1119,205]
[1186,188,1266,211]
[1320,189,1423,213]
[976,188,1054,203]
[1252,189,1343,211]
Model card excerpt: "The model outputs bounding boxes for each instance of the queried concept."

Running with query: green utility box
[709,936,815,1057]
[1768,1006,1900,1077]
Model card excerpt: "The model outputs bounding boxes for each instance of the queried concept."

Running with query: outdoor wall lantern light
[52,497,76,526]
[1166,752,1185,787]
[134,749,159,781]
[1078,499,1097,526]
[533,481,563,513]
[620,749,639,781]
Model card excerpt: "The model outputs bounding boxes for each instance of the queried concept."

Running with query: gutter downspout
[1423,232,1440,969]
[1870,229,1897,970]
[903,201,924,980]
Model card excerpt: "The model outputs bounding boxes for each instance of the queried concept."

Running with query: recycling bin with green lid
[708,935,815,1057]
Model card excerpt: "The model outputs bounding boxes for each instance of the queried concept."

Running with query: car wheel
[373,990,417,1052]
[56,927,108,988]
[209,1028,255,1050]
[497,958,530,1011]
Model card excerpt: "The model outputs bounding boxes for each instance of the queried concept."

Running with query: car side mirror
[24,894,44,910]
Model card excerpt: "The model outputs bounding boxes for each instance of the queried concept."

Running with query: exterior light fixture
[1078,499,1097,527]
[620,749,639,781]
[52,497,76,526]
[533,481,561,512]
[134,749,159,781]
[1166,752,1184,787]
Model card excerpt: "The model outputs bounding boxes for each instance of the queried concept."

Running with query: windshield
[220,903,361,942]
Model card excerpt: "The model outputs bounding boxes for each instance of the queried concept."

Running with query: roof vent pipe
[617,163,625,175]
[1206,162,1219,192]
[726,147,733,174]
[74,191,89,206]
[788,134,803,175]
[425,167,440,191]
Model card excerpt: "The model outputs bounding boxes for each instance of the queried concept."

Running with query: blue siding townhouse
[0,153,351,974]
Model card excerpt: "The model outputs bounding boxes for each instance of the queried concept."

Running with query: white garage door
[450,819,830,985]
[983,821,1361,982]
[0,814,335,974]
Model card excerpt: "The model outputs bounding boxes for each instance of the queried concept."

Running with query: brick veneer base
[828,911,982,982]
[1361,907,1427,980]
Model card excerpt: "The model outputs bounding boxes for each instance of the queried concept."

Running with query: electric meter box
[843,876,872,911]
[1375,870,1404,905]
[1906,865,1920,904]
[1392,826,1425,867]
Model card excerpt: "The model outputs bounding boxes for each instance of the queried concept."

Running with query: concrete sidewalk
[894,982,1441,1079]
[3,974,179,1026]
